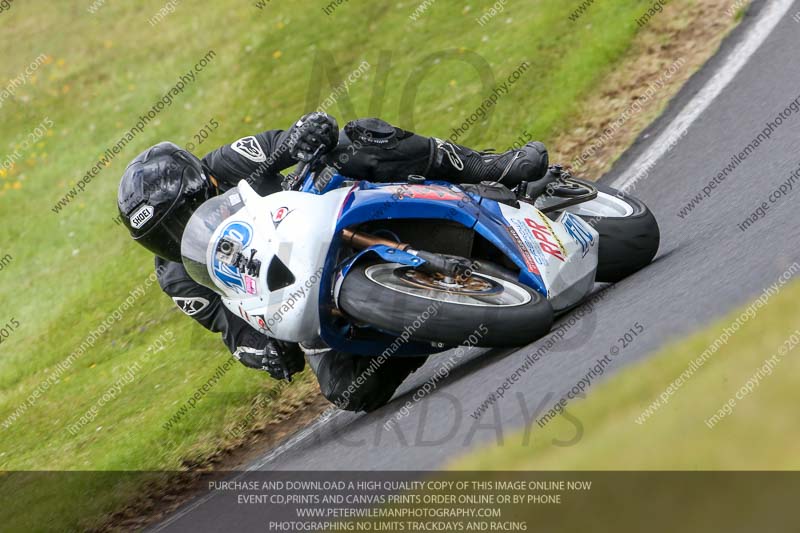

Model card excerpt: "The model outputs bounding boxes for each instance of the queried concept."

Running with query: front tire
[338,262,554,347]
[564,179,660,283]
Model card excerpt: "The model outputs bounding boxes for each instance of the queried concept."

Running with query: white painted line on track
[611,0,796,191]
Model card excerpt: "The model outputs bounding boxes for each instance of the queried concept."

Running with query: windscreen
[181,187,245,293]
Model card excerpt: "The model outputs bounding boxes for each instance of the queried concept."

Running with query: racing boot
[428,138,549,186]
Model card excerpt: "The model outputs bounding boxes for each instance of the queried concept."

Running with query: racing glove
[233,338,306,381]
[288,112,339,161]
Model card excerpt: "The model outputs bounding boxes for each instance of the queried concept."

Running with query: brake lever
[523,164,564,201]
[282,145,326,191]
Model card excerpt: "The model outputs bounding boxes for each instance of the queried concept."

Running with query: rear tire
[339,262,554,347]
[565,179,660,283]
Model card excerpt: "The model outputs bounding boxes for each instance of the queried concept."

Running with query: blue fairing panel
[320,182,481,356]
[335,182,482,230]
[317,181,546,355]
[335,182,546,295]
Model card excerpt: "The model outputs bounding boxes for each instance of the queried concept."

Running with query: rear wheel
[338,261,553,347]
[562,179,660,283]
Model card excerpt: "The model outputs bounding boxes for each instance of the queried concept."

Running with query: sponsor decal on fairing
[563,212,595,258]
[211,221,253,293]
[270,206,293,228]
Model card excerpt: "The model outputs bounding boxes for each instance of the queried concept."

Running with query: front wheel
[562,179,660,283]
[338,262,554,347]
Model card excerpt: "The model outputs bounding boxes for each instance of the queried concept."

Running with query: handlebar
[282,145,326,191]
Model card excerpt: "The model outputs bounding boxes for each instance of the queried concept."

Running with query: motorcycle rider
[117,112,549,412]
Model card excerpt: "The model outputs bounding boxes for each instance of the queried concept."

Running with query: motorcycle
[181,150,659,356]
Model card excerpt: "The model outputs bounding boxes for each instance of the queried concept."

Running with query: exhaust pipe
[341,229,470,278]
[340,229,519,281]
[341,228,411,251]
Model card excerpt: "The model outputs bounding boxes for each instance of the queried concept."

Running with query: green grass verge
[0,0,695,529]
[452,279,800,471]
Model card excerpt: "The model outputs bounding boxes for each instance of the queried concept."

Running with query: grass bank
[452,277,800,470]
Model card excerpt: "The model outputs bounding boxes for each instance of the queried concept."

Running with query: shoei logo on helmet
[130,205,154,229]
[231,136,266,163]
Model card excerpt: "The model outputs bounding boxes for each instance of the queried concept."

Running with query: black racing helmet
[117,142,213,262]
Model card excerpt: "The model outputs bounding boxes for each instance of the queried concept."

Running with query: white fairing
[214,181,351,342]
[204,180,605,341]
[498,202,599,311]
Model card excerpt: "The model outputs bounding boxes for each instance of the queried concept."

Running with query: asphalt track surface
[155,1,800,529]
